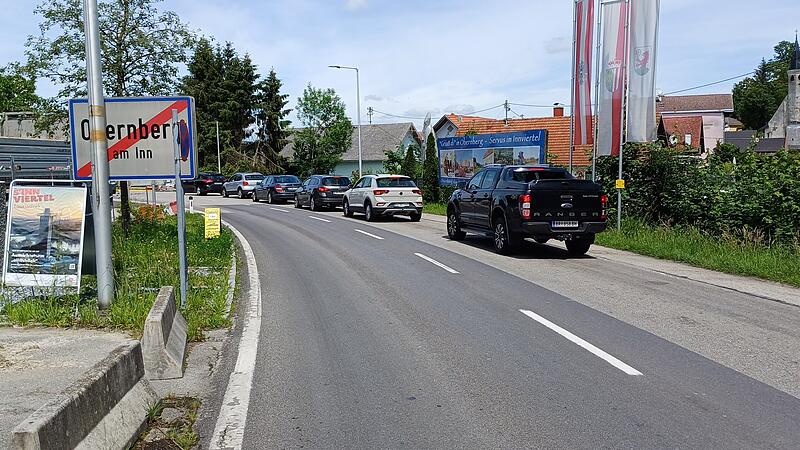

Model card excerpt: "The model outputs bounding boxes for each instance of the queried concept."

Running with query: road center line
[270,207,290,213]
[308,215,331,223]
[354,228,384,240]
[519,309,643,376]
[414,252,460,274]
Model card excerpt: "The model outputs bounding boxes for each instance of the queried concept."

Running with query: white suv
[343,174,423,221]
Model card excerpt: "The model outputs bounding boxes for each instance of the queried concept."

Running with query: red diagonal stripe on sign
[77,99,188,178]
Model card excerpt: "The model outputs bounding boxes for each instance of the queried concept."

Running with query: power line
[371,109,427,120]
[663,71,755,96]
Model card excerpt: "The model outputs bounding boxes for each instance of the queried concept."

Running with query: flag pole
[617,0,631,230]
[569,0,577,174]
[592,0,603,182]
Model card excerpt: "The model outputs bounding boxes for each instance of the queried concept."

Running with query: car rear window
[275,176,300,183]
[245,174,264,180]
[376,177,416,187]
[504,169,574,182]
[322,177,350,186]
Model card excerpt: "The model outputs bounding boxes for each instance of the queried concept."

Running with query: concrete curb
[225,242,237,314]
[142,286,188,380]
[11,341,158,450]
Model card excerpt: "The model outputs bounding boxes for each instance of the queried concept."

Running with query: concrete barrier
[141,286,188,380]
[11,341,157,450]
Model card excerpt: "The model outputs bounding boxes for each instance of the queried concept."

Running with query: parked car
[294,175,352,210]
[445,164,607,256]
[223,172,264,199]
[183,172,226,195]
[342,174,423,221]
[253,175,302,203]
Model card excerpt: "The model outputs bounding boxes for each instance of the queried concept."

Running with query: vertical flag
[597,0,629,156]
[572,0,595,146]
[627,0,659,142]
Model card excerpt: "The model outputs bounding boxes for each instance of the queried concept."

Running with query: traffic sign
[68,96,197,181]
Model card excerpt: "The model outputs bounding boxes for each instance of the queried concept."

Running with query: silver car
[223,172,264,199]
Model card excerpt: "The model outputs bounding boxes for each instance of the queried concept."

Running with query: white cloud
[345,0,367,11]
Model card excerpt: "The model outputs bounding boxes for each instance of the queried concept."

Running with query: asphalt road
[191,195,800,448]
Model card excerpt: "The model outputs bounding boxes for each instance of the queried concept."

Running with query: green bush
[595,142,800,247]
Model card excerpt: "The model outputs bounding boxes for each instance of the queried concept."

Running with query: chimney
[553,106,564,117]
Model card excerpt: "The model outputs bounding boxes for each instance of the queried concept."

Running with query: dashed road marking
[354,229,384,240]
[309,215,331,223]
[519,309,643,376]
[414,252,460,274]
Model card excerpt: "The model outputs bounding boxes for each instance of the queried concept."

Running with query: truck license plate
[552,221,579,228]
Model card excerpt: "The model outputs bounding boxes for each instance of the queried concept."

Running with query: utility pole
[329,65,363,177]
[504,100,510,127]
[367,107,373,124]
[216,120,221,173]
[83,0,114,308]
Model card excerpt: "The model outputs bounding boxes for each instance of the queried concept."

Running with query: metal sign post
[172,109,188,309]
[82,0,114,308]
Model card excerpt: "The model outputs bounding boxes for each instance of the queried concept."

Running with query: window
[356,178,371,188]
[245,174,264,181]
[480,170,499,189]
[467,172,485,191]
[275,176,300,184]
[322,177,351,186]
[309,178,319,186]
[376,177,416,188]
[263,177,273,185]
[302,179,310,187]
[233,174,242,181]
[503,168,574,183]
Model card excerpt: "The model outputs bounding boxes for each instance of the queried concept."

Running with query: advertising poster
[437,130,547,186]
[205,208,221,239]
[3,184,87,288]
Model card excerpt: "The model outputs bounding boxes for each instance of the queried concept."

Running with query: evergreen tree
[732,40,795,130]
[421,134,440,203]
[182,38,225,170]
[400,143,419,179]
[253,69,292,173]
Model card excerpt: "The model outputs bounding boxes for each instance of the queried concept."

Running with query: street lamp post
[329,65,362,177]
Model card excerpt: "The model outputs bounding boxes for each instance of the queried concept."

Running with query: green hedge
[595,143,800,247]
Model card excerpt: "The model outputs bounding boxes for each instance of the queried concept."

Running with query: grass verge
[133,396,201,449]
[424,202,447,216]
[2,209,235,341]
[595,218,800,287]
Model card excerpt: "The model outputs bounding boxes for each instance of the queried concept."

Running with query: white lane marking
[309,215,331,223]
[210,220,263,449]
[414,252,460,274]
[270,207,290,213]
[519,309,642,376]
[354,228,384,240]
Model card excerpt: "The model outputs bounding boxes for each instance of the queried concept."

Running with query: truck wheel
[447,210,466,240]
[343,199,353,217]
[310,195,321,211]
[566,236,593,257]
[238,188,245,199]
[493,216,520,255]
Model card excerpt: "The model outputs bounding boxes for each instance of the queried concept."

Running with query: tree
[732,40,795,130]
[421,134,440,203]
[382,148,404,174]
[253,69,292,173]
[292,84,352,176]
[26,0,195,235]
[400,143,420,179]
[182,38,225,170]
[0,63,39,112]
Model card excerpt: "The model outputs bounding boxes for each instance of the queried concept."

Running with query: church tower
[787,36,800,149]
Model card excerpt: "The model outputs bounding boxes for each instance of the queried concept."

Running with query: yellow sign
[615,179,626,189]
[205,208,221,239]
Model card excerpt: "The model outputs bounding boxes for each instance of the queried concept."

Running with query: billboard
[437,130,547,186]
[3,184,87,289]
[68,96,196,181]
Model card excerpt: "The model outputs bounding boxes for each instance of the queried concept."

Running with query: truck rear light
[373,189,389,196]
[275,185,284,193]
[520,194,532,219]
[318,186,329,192]
[600,194,608,221]
[243,181,249,186]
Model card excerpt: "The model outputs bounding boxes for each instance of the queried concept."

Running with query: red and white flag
[572,0,595,146]
[597,0,629,156]
[627,0,659,143]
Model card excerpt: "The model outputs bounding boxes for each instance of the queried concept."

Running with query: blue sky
[1,0,798,127]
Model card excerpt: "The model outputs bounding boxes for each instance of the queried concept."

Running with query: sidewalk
[421,213,800,307]
[0,327,129,449]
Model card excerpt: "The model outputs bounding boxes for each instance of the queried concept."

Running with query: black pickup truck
[446,165,607,256]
